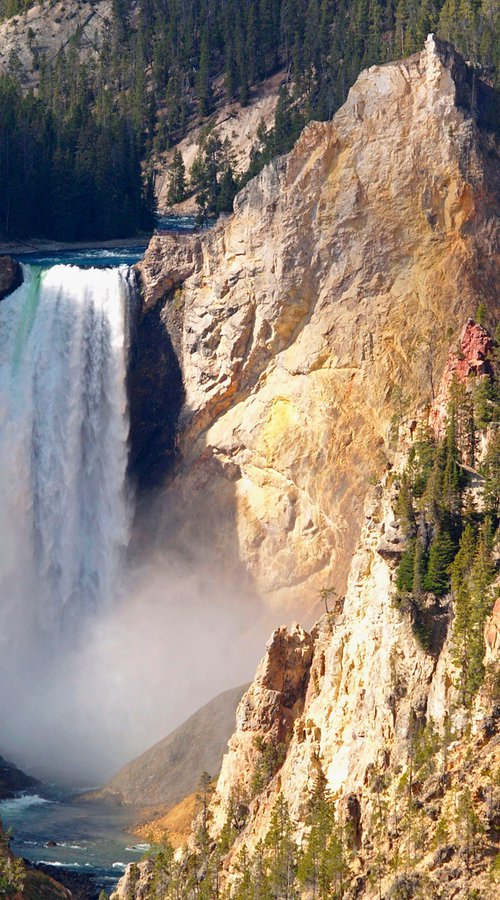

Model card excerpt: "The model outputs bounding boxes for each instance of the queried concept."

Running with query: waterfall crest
[0,264,132,640]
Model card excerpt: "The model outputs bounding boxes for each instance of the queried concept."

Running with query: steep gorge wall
[201,462,499,898]
[135,36,499,613]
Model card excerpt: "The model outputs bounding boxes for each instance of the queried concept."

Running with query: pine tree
[395,473,416,537]
[442,383,464,519]
[265,794,298,900]
[474,374,495,428]
[482,430,500,517]
[197,29,212,117]
[194,770,214,858]
[369,772,389,900]
[412,531,428,603]
[407,423,436,498]
[166,149,187,206]
[298,767,349,899]
[148,837,175,897]
[424,527,456,596]
[397,540,416,595]
[454,787,484,868]
[451,520,496,705]
[422,442,447,526]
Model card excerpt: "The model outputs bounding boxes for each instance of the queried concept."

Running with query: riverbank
[0,236,152,255]
[0,791,144,897]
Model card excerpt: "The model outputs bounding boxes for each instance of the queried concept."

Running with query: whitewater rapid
[0,264,132,639]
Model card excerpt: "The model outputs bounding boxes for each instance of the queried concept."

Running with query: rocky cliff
[199,453,499,899]
[112,35,500,899]
[115,314,499,898]
[134,35,499,613]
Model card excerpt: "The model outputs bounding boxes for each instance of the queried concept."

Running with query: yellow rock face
[137,36,499,615]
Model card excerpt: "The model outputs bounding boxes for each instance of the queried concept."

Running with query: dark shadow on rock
[0,255,23,302]
[127,287,185,490]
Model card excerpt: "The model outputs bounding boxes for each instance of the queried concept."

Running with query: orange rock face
[135,36,499,615]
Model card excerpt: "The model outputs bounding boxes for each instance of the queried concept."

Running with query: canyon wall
[114,34,499,900]
[202,453,499,898]
[135,35,499,614]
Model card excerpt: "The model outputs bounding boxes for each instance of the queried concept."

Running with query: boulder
[0,255,22,301]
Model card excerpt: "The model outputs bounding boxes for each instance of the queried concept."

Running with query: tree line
[0,73,155,240]
[0,0,498,239]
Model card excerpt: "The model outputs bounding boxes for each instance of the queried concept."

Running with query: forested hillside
[0,0,498,240]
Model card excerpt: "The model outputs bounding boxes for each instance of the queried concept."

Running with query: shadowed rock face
[0,255,22,302]
[127,291,185,489]
[134,36,499,615]
[0,753,40,800]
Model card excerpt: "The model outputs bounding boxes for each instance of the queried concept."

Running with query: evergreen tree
[482,430,500,518]
[422,442,447,526]
[397,540,416,595]
[166,149,187,206]
[442,382,464,519]
[298,768,349,899]
[148,837,175,898]
[197,29,212,117]
[424,527,456,596]
[412,531,428,603]
[454,787,484,867]
[369,772,389,900]
[395,473,416,537]
[194,771,214,858]
[474,374,496,428]
[265,794,298,900]
[451,520,496,704]
[407,424,436,497]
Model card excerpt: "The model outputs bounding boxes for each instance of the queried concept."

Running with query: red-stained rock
[430,320,494,437]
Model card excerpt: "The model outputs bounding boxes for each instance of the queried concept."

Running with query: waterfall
[0,264,132,641]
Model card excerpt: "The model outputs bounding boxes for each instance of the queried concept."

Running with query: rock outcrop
[207,483,437,844]
[430,319,495,436]
[193,322,499,897]
[0,255,22,302]
[135,35,499,613]
[0,1,112,87]
[197,472,498,899]
[211,625,314,827]
[0,753,40,800]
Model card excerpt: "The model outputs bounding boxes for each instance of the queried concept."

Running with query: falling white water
[0,264,132,642]
[0,262,278,785]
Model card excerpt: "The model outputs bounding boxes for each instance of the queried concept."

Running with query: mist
[0,549,281,786]
[0,265,286,789]
[0,265,308,788]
